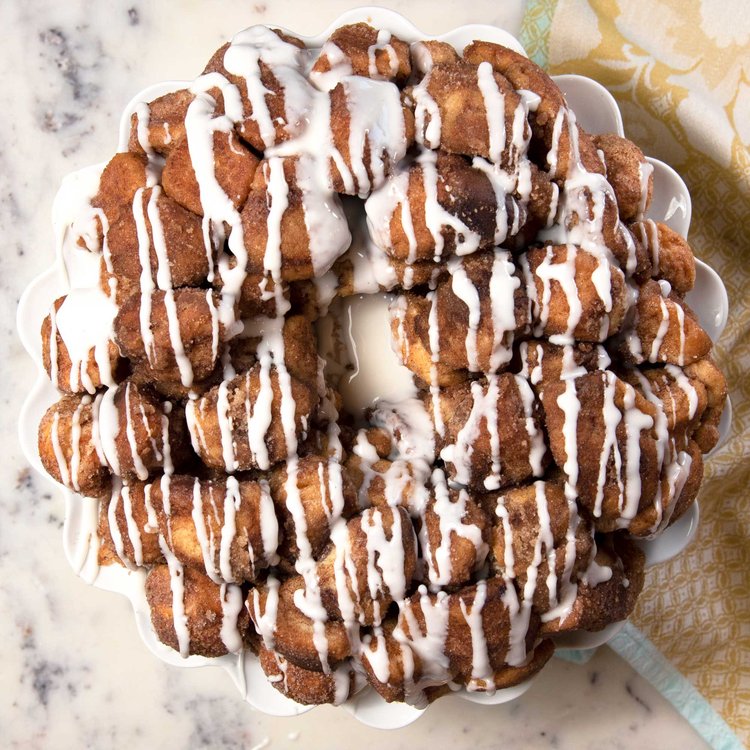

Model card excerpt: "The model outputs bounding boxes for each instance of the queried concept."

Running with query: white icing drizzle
[50,290,117,394]
[43,21,720,702]
[367,29,397,79]
[636,160,654,221]
[159,535,191,658]
[446,256,482,371]
[476,62,506,164]
[421,469,487,590]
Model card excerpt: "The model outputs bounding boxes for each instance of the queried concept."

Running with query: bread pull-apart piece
[488,478,594,614]
[540,534,645,634]
[39,381,186,495]
[249,574,352,672]
[258,644,355,705]
[365,150,554,262]
[617,280,711,366]
[150,474,279,583]
[202,28,313,151]
[145,562,251,657]
[98,479,162,569]
[409,40,460,78]
[345,452,432,517]
[630,219,696,295]
[593,133,653,222]
[518,340,611,389]
[419,469,490,590]
[391,249,529,385]
[217,265,286,319]
[410,60,530,168]
[310,23,411,89]
[75,152,150,252]
[244,314,320,388]
[542,370,663,533]
[615,366,709,533]
[317,505,417,625]
[327,77,414,197]
[129,88,194,157]
[463,41,604,179]
[42,291,122,394]
[96,381,184,481]
[620,364,711,447]
[161,128,260,218]
[114,289,225,389]
[186,362,318,472]
[521,244,628,343]
[683,357,728,453]
[363,577,542,702]
[239,156,352,282]
[104,186,213,298]
[39,393,111,497]
[431,373,548,492]
[270,455,358,563]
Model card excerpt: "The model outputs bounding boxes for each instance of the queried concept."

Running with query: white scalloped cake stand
[17,6,731,730]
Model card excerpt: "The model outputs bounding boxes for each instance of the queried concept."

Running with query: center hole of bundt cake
[317,293,415,417]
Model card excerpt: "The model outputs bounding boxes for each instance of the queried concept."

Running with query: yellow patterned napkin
[521,0,749,744]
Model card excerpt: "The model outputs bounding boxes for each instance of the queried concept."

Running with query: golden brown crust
[317,505,418,623]
[76,152,149,250]
[540,535,645,634]
[128,88,194,157]
[105,187,212,294]
[145,563,251,657]
[187,366,318,471]
[524,244,628,341]
[433,374,548,492]
[415,61,528,167]
[311,23,411,86]
[594,133,652,222]
[97,481,163,568]
[104,382,172,480]
[518,340,610,389]
[423,493,490,588]
[249,575,352,671]
[488,479,594,612]
[36,20,727,707]
[258,644,354,705]
[463,41,604,178]
[41,296,123,394]
[114,289,225,385]
[240,157,350,281]
[617,281,711,366]
[542,371,661,532]
[392,250,530,385]
[162,130,259,217]
[630,220,697,295]
[270,454,358,563]
[202,32,310,151]
[410,40,460,78]
[327,80,414,197]
[38,394,111,497]
[152,474,279,582]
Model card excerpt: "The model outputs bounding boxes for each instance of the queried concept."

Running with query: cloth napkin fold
[519,1,749,745]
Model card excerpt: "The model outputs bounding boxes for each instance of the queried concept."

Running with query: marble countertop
[2,1,709,747]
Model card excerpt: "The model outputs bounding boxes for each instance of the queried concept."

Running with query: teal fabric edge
[610,622,743,750]
[554,647,597,664]
[518,0,557,67]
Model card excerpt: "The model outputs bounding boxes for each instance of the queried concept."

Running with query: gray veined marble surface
[2,1,709,748]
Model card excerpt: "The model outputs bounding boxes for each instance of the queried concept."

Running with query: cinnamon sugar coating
[311,23,411,87]
[145,563,251,657]
[37,20,727,708]
[258,644,356,705]
[39,394,111,497]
